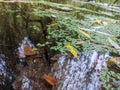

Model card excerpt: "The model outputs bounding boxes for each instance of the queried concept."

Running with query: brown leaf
[107,57,120,67]
[43,74,57,86]
[24,45,37,56]
[76,41,85,45]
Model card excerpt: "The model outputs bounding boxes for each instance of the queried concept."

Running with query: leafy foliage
[46,14,120,56]
[29,1,120,57]
[100,67,120,90]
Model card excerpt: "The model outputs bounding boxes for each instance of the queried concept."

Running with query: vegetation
[0,0,120,89]
[31,1,120,56]
[100,67,120,89]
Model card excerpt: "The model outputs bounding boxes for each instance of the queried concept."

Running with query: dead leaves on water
[18,44,37,58]
[43,74,57,86]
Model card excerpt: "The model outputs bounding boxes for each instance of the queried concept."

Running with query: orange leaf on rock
[43,74,57,86]
[24,45,37,56]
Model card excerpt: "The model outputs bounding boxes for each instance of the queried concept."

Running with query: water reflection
[13,37,51,90]
[0,54,15,90]
[52,50,109,90]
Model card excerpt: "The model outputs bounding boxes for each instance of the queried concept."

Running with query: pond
[0,0,120,90]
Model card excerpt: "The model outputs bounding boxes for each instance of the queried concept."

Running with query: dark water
[0,37,35,90]
[0,54,16,90]
[12,37,51,90]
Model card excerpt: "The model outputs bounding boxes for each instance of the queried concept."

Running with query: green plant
[100,67,120,90]
[30,1,120,57]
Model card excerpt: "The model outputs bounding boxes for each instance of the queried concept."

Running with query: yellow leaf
[92,19,108,26]
[94,19,102,25]
[76,41,85,45]
[107,57,120,66]
[79,30,91,39]
[48,23,56,27]
[65,45,78,58]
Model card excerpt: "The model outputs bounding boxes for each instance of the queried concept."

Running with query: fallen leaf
[79,30,91,39]
[24,45,37,56]
[92,19,108,26]
[48,23,56,27]
[107,57,120,66]
[65,44,78,58]
[94,19,102,25]
[43,74,57,86]
[76,41,85,45]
